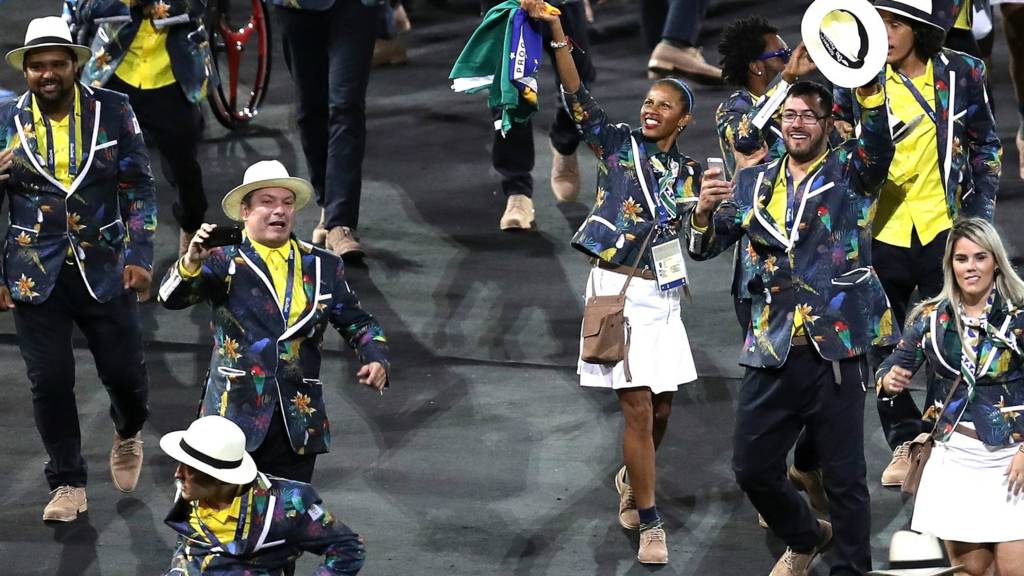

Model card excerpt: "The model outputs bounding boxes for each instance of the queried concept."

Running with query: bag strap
[927,375,963,438]
[618,225,658,298]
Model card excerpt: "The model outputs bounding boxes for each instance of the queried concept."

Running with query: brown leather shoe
[549,142,580,203]
[373,38,408,67]
[179,229,194,258]
[881,441,911,487]
[769,519,832,576]
[110,432,144,493]
[326,226,365,260]
[637,524,668,564]
[647,41,723,85]
[614,465,639,530]
[43,485,87,522]
[788,465,829,516]
[499,194,534,231]
[311,208,327,246]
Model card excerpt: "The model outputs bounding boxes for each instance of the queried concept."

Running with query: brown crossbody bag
[901,375,963,496]
[579,227,657,382]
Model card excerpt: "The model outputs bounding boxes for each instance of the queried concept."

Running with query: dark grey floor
[0,0,1022,574]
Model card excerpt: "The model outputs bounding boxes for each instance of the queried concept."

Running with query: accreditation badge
[651,236,687,291]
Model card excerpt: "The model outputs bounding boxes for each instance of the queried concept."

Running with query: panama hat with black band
[5,16,92,70]
[159,416,258,485]
[874,0,945,31]
[800,0,889,88]
[221,160,314,222]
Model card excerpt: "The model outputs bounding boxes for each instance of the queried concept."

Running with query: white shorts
[578,267,698,394]
[911,425,1024,543]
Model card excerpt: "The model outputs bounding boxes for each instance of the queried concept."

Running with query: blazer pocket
[98,219,126,246]
[830,267,872,287]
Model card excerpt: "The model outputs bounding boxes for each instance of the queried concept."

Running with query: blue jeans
[275,1,381,230]
[641,0,709,50]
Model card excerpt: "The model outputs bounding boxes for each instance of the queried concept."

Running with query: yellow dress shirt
[873,60,950,248]
[189,487,251,544]
[954,0,971,31]
[178,236,308,326]
[767,151,828,337]
[115,19,176,89]
[32,86,82,188]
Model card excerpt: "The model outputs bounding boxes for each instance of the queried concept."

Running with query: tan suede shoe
[549,143,580,203]
[110,432,144,493]
[788,464,829,516]
[326,226,365,260]
[43,486,87,522]
[637,525,668,564]
[647,42,723,85]
[499,194,534,231]
[881,441,911,487]
[769,519,832,576]
[614,465,639,530]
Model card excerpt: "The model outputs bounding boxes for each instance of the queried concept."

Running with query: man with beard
[0,16,156,522]
[686,77,896,575]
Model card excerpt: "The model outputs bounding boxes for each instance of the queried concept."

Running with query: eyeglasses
[756,48,792,64]
[780,111,828,124]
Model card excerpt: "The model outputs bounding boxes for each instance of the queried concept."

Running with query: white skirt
[577,267,698,394]
[911,425,1024,543]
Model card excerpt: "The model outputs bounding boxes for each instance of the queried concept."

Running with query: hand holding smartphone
[706,157,728,182]
[202,225,243,248]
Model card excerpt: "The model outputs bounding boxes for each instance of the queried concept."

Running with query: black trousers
[733,346,870,575]
[872,230,946,448]
[13,262,149,489]
[249,406,318,484]
[275,1,380,230]
[106,76,207,233]
[486,0,595,198]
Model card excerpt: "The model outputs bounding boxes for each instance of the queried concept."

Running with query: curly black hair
[718,16,778,87]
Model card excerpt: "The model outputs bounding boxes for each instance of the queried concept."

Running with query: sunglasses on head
[757,48,792,64]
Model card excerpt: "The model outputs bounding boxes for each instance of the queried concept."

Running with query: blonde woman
[877,218,1024,576]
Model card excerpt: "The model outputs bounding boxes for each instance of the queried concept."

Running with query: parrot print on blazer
[834,49,1001,224]
[158,237,389,455]
[0,84,156,304]
[877,294,1024,448]
[684,91,900,369]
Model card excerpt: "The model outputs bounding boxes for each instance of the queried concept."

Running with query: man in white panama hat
[160,415,366,575]
[158,160,389,485]
[0,15,157,523]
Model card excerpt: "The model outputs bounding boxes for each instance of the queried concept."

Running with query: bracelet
[550,39,570,50]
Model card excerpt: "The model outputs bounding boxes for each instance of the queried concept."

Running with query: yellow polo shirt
[32,86,83,188]
[115,19,176,89]
[873,61,950,248]
[189,487,252,544]
[178,236,308,326]
[767,151,828,337]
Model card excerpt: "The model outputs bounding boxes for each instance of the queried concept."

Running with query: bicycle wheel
[206,0,272,130]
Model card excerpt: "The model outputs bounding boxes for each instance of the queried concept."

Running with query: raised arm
[842,81,893,196]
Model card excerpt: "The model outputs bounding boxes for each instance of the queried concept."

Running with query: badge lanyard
[896,72,937,125]
[280,245,296,323]
[629,135,687,291]
[41,105,77,180]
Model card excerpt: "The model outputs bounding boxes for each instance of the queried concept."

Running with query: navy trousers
[13,261,149,489]
[275,0,381,230]
[733,346,871,575]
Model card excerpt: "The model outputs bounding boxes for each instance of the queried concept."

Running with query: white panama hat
[5,16,92,70]
[159,416,258,485]
[866,531,964,576]
[801,0,889,88]
[874,0,945,31]
[221,160,314,222]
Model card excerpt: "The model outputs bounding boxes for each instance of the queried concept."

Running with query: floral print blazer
[834,49,1001,224]
[76,0,215,104]
[564,85,702,271]
[684,91,899,368]
[0,84,156,304]
[158,238,389,455]
[876,295,1024,447]
[164,473,365,575]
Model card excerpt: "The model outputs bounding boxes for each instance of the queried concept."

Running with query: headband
[659,78,696,114]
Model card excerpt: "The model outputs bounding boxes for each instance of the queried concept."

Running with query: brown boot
[499,194,534,231]
[42,485,87,522]
[614,466,639,530]
[769,520,832,576]
[881,441,911,487]
[549,142,580,203]
[373,38,408,67]
[326,226,365,260]
[647,42,723,85]
[110,432,144,493]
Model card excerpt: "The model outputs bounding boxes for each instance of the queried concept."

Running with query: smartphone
[202,225,243,248]
[706,157,728,181]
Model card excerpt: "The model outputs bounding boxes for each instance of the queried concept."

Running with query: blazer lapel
[12,92,64,193]
[751,160,790,250]
[789,166,833,247]
[932,54,954,195]
[69,83,101,195]
[280,242,324,341]
[238,240,285,323]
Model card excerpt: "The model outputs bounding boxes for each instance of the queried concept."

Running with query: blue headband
[659,78,695,114]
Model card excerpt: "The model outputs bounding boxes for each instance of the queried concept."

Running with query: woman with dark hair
[877,218,1024,576]
[519,0,700,565]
